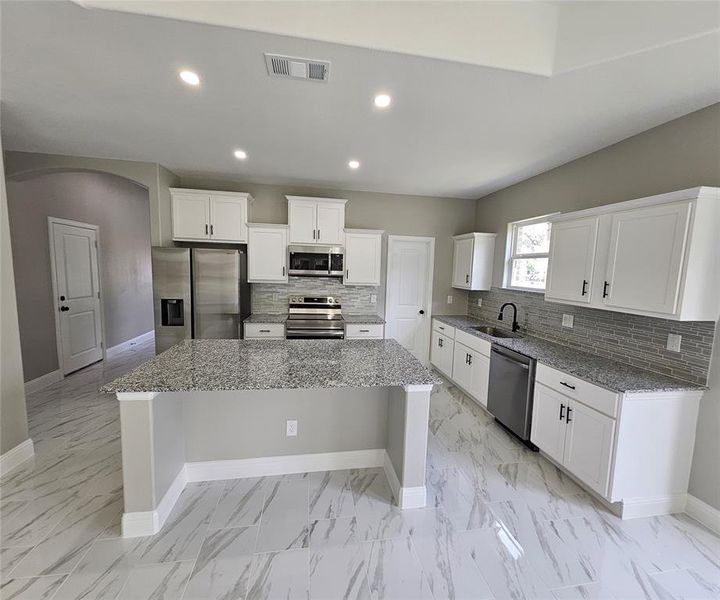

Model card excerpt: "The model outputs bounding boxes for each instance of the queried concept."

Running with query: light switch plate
[667,334,682,352]
[447,295,453,304]
[477,298,482,307]
[286,420,298,437]
[562,314,574,328]
[273,292,280,302]
[370,294,377,304]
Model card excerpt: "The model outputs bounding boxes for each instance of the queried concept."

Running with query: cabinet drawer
[536,363,619,418]
[454,329,491,357]
[346,324,384,339]
[432,319,455,339]
[244,323,285,339]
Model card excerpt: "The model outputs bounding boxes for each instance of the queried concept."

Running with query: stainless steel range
[285,296,344,339]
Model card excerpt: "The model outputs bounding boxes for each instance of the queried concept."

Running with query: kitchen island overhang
[103,339,441,538]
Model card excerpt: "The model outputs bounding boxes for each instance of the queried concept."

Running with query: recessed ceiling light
[234,149,248,160]
[179,70,200,86]
[348,160,360,170]
[373,93,392,108]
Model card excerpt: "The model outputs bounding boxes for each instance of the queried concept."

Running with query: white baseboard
[106,331,155,359]
[620,494,688,519]
[122,466,187,538]
[25,370,63,395]
[685,494,720,535]
[185,449,385,482]
[0,438,35,476]
[382,452,427,510]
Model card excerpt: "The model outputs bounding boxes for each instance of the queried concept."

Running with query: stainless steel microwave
[288,245,344,277]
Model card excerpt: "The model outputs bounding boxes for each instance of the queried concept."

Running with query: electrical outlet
[286,419,298,437]
[370,294,377,304]
[477,298,482,307]
[667,334,682,352]
[562,314,574,328]
[447,295,453,304]
[272,292,280,302]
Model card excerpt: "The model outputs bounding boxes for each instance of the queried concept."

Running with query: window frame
[503,214,557,293]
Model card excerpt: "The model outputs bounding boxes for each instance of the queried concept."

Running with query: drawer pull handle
[439,338,443,348]
[559,403,565,421]
[259,329,271,333]
[603,281,610,298]
[566,407,573,423]
[360,329,369,333]
[560,381,576,390]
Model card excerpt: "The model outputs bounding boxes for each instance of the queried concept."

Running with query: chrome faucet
[498,302,520,332]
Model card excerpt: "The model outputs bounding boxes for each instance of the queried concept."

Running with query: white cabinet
[344,229,383,286]
[244,323,285,339]
[531,384,568,465]
[546,187,719,321]
[287,196,346,245]
[545,216,598,304]
[451,341,491,408]
[171,188,250,243]
[247,224,288,283]
[430,331,454,376]
[602,201,690,315]
[345,323,384,339]
[451,233,496,290]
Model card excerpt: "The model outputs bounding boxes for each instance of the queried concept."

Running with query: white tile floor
[1,336,719,599]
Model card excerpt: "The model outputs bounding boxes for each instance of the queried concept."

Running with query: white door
[530,384,567,464]
[316,203,345,244]
[430,332,453,376]
[563,400,615,497]
[248,227,288,283]
[451,342,473,389]
[385,236,435,363]
[50,220,104,375]
[210,195,247,242]
[172,193,210,240]
[344,232,381,285]
[288,200,317,244]
[603,202,691,315]
[469,351,490,407]
[545,217,598,304]
[452,237,473,289]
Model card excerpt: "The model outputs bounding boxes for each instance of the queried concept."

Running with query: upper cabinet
[171,188,251,243]
[247,224,288,283]
[451,233,496,290]
[287,196,346,245]
[344,229,383,286]
[545,187,720,321]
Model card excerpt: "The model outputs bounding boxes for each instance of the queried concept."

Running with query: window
[505,216,552,291]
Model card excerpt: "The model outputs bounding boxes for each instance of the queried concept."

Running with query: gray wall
[6,171,154,381]
[473,103,720,510]
[0,140,29,455]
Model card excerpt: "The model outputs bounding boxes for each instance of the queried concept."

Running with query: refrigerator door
[152,247,191,354]
[192,249,240,339]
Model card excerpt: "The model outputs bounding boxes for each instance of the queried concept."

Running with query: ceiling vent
[264,53,330,82]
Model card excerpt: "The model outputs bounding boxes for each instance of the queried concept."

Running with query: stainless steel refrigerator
[151,247,251,354]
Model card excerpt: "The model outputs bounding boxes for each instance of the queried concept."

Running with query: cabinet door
[288,200,317,244]
[345,233,381,285]
[603,202,691,315]
[316,203,345,244]
[248,227,288,282]
[469,351,490,407]
[545,217,598,304]
[452,342,473,390]
[563,400,615,497]
[210,196,247,242]
[452,238,473,289]
[430,331,453,376]
[530,384,568,465]
[172,193,210,240]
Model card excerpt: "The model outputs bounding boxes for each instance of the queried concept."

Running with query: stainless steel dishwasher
[487,344,537,447]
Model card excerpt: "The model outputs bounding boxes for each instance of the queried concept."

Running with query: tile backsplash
[468,288,715,386]
[252,277,380,315]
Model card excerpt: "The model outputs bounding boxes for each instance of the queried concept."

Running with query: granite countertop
[433,315,704,394]
[343,314,386,325]
[102,339,441,393]
[243,314,288,324]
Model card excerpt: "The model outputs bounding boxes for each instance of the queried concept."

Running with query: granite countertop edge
[432,314,704,394]
[343,314,386,324]
[243,314,288,324]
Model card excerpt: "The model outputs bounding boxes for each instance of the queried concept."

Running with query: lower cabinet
[244,323,285,339]
[451,341,490,407]
[345,323,384,339]
[430,331,454,377]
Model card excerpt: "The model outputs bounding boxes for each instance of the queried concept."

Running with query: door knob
[419,309,425,315]
[60,295,66,301]
[60,306,69,312]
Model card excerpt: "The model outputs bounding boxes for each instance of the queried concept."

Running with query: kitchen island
[102,339,441,537]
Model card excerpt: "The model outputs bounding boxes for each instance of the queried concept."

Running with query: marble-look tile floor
[1,336,719,599]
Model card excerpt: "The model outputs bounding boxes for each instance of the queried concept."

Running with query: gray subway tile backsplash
[468,288,714,386]
[252,277,380,315]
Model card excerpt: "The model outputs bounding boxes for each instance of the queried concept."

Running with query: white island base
[117,384,433,538]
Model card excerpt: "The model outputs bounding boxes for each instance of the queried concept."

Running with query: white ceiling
[2,1,719,199]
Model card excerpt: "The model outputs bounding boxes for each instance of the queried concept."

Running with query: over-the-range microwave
[288,245,344,277]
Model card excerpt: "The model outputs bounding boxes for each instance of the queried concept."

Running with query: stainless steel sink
[471,325,518,339]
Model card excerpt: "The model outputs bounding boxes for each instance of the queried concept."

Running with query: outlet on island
[286,419,298,437]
